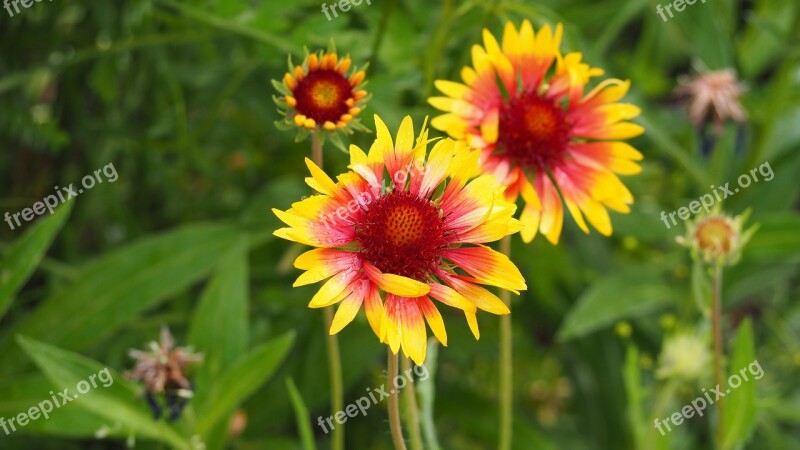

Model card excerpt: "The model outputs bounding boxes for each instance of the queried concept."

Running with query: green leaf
[743,213,800,260]
[196,330,295,437]
[285,377,317,450]
[0,223,247,376]
[188,243,250,406]
[557,270,674,341]
[623,344,645,450]
[16,335,190,449]
[0,373,124,438]
[722,319,759,449]
[0,200,73,320]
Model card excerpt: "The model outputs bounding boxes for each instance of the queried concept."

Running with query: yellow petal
[448,277,510,315]
[427,282,477,313]
[374,114,394,154]
[330,294,363,334]
[434,80,469,99]
[465,311,480,339]
[419,297,447,346]
[430,113,467,139]
[520,177,542,210]
[304,158,339,196]
[395,115,415,161]
[398,301,427,365]
[519,205,541,243]
[364,285,384,338]
[579,196,613,236]
[583,122,645,140]
[273,227,316,246]
[308,274,352,308]
[363,263,430,297]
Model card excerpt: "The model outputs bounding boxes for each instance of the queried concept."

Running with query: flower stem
[312,133,323,167]
[313,133,344,450]
[712,264,725,448]
[401,356,424,450]
[388,349,408,450]
[498,234,513,450]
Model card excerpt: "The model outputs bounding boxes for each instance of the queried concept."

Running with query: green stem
[313,133,344,450]
[401,357,424,450]
[388,349,408,450]
[498,235,513,450]
[312,133,324,168]
[712,264,725,449]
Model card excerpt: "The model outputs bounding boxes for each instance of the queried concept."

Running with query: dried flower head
[273,44,370,148]
[677,207,757,266]
[126,326,203,420]
[675,69,747,129]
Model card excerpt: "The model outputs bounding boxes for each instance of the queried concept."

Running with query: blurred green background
[1,0,799,449]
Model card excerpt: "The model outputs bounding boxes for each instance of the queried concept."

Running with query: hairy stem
[313,133,344,450]
[712,264,725,448]
[388,349,408,450]
[401,357,424,450]
[498,234,513,450]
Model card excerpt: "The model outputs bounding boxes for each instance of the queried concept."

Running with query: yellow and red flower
[273,115,526,364]
[273,47,369,142]
[429,21,644,244]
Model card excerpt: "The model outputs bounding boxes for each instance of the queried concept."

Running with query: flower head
[677,208,757,266]
[273,115,527,364]
[429,21,644,244]
[656,332,710,381]
[126,326,203,420]
[273,46,369,144]
[675,69,747,129]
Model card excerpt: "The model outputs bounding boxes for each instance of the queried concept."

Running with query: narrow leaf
[0,223,246,376]
[188,243,250,406]
[722,319,760,449]
[0,200,73,319]
[196,331,295,436]
[558,271,674,341]
[286,377,317,450]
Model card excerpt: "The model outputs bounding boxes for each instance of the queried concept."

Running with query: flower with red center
[677,208,757,266]
[273,115,527,364]
[428,21,645,244]
[273,47,370,143]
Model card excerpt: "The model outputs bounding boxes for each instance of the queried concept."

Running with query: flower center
[497,92,572,171]
[355,191,445,281]
[294,70,352,123]
[694,217,735,258]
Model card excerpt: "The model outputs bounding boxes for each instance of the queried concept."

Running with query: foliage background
[1,0,799,449]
